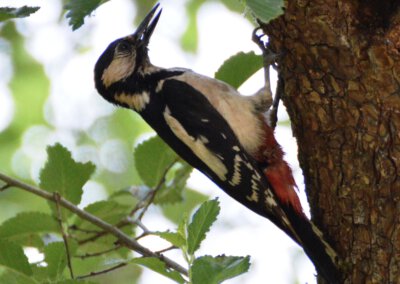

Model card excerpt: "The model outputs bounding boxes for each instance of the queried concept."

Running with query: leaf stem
[54,192,75,279]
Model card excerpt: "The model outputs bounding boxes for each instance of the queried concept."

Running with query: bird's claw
[252,27,278,68]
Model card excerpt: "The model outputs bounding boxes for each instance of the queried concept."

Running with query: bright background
[0,0,316,283]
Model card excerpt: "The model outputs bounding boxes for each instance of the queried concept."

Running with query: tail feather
[282,204,341,283]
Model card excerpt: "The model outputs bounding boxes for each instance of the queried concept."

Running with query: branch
[76,263,127,279]
[54,193,75,279]
[0,172,188,277]
[76,245,122,259]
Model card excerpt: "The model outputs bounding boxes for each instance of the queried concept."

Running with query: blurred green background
[0,0,312,283]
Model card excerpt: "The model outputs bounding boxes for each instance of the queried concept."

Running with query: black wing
[143,77,340,283]
[160,78,289,225]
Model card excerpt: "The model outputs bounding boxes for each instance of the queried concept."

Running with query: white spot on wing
[246,191,259,202]
[156,80,164,93]
[247,172,261,203]
[229,154,242,186]
[163,107,228,181]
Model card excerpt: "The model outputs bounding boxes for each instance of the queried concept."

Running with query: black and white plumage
[94,4,341,283]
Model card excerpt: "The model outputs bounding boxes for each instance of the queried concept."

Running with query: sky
[0,0,316,283]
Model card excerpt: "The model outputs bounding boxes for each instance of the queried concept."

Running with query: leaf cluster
[0,141,249,283]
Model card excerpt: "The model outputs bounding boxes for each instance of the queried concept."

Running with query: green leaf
[155,162,192,204]
[161,189,209,224]
[44,242,68,280]
[130,257,185,284]
[191,255,250,284]
[75,200,130,228]
[0,212,58,240]
[64,0,109,30]
[215,51,263,89]
[134,136,178,188]
[0,6,40,22]
[0,240,32,276]
[154,231,185,248]
[187,199,220,255]
[0,266,38,284]
[245,0,284,23]
[39,143,95,207]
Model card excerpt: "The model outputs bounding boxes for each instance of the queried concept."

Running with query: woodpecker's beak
[134,3,162,46]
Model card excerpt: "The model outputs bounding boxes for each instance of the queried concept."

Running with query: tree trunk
[263,1,400,283]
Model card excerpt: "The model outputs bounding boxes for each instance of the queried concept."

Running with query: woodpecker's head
[94,4,161,104]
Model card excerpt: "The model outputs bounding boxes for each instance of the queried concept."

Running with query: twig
[132,219,150,233]
[0,172,188,277]
[134,158,179,220]
[54,192,75,279]
[156,245,177,254]
[77,219,130,245]
[76,245,122,259]
[76,263,127,279]
[0,183,10,191]
[70,225,101,234]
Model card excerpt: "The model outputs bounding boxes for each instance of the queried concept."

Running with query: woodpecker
[94,4,340,283]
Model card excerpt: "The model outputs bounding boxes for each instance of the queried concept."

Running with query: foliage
[244,0,284,23]
[0,0,282,283]
[0,6,40,22]
[215,51,263,88]
[64,0,109,30]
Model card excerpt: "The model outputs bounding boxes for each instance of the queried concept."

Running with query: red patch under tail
[257,119,305,217]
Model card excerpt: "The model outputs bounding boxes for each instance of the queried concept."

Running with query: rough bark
[263,1,400,283]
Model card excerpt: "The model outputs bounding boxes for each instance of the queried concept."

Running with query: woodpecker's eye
[117,41,131,54]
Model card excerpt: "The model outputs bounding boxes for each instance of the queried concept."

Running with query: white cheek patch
[115,91,150,111]
[163,107,228,181]
[102,55,136,88]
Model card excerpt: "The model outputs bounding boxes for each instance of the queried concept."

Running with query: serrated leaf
[187,199,220,255]
[39,143,95,207]
[215,52,263,89]
[154,231,185,248]
[245,0,284,23]
[191,255,250,284]
[134,136,178,188]
[0,6,40,22]
[0,266,38,284]
[64,0,109,30]
[130,257,185,284]
[0,240,32,276]
[0,212,58,240]
[44,242,68,280]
